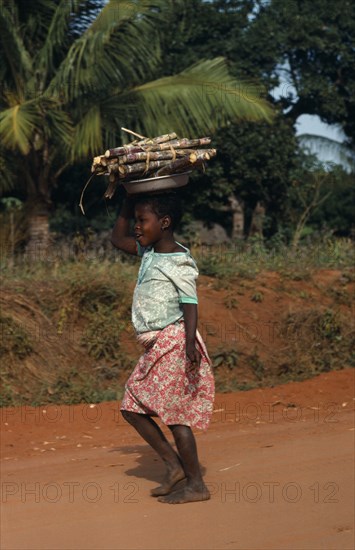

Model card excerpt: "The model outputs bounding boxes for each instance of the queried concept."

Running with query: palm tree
[298,134,355,173]
[0,0,273,255]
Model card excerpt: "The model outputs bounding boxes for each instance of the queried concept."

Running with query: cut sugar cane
[156,150,214,176]
[117,159,172,177]
[104,137,211,159]
[81,131,217,213]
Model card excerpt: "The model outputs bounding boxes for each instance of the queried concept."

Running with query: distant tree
[181,113,301,237]
[307,166,355,237]
[246,0,355,145]
[157,0,255,76]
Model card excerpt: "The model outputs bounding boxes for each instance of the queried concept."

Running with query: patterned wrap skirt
[120,322,215,430]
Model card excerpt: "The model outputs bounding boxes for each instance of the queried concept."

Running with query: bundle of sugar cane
[91,129,217,200]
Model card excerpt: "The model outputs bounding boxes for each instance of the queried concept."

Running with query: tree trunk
[228,194,244,240]
[24,168,52,260]
[249,201,265,239]
[25,201,51,261]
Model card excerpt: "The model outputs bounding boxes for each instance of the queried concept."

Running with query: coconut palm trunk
[25,197,51,260]
[20,148,54,259]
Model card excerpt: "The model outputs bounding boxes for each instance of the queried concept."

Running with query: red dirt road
[1,369,354,550]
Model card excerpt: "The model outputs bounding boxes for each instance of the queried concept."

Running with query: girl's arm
[182,303,202,367]
[111,197,137,255]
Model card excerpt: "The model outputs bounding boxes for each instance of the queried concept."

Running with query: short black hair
[134,192,182,231]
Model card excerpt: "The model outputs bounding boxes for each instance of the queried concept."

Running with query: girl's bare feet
[157,483,210,504]
[150,465,186,497]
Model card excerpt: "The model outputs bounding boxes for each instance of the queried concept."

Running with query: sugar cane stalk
[117,159,173,178]
[136,132,178,146]
[117,148,195,164]
[104,175,119,199]
[105,137,211,158]
[155,149,216,176]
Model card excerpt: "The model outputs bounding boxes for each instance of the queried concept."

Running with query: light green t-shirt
[132,242,199,334]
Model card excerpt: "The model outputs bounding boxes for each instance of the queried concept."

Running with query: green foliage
[307,168,355,236]
[0,315,33,358]
[50,203,116,235]
[224,295,239,309]
[81,305,124,360]
[179,114,302,236]
[0,200,27,262]
[277,308,354,380]
[157,0,254,77]
[278,158,354,241]
[0,314,34,407]
[247,0,355,142]
[129,57,273,138]
[211,346,265,392]
[39,367,122,406]
[316,310,342,340]
[212,348,239,370]
[53,262,133,359]
[247,351,265,381]
[193,235,353,283]
[251,291,264,303]
[66,278,125,314]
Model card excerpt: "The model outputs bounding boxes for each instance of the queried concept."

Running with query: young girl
[111,192,215,504]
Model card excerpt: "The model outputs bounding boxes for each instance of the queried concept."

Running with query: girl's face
[134,203,170,247]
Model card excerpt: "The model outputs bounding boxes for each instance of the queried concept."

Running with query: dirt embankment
[1,268,354,405]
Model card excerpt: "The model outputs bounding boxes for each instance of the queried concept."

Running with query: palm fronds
[35,0,81,75]
[0,101,41,154]
[72,105,103,159]
[0,147,17,194]
[46,0,166,102]
[299,134,355,172]
[119,58,273,136]
[0,4,33,87]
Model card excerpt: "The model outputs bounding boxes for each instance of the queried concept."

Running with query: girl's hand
[186,343,202,371]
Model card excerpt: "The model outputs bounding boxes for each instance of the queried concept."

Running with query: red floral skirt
[120,322,215,430]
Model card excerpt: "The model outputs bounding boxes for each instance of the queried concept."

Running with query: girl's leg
[121,410,185,495]
[158,424,210,504]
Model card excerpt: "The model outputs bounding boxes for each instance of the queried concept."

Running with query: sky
[296,115,346,144]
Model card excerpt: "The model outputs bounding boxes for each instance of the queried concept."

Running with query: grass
[192,236,354,281]
[275,308,355,380]
[0,315,33,358]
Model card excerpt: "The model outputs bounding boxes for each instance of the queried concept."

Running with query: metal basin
[122,172,190,194]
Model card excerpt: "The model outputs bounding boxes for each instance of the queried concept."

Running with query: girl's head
[133,192,182,248]
[134,192,182,230]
